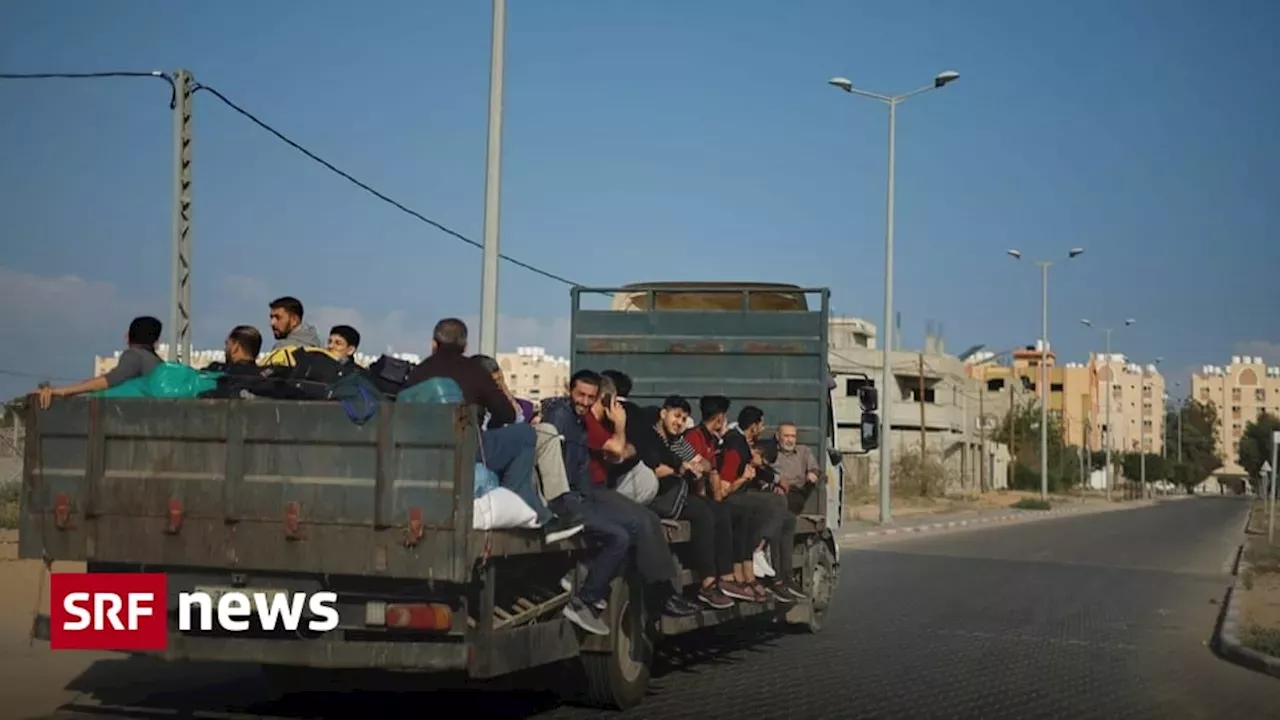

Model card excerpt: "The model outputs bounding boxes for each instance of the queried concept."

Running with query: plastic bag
[91,363,221,399]
[472,487,538,530]
[146,363,221,397]
[397,377,463,404]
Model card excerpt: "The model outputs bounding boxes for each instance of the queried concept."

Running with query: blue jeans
[480,424,550,525]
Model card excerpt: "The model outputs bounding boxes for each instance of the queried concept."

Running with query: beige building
[967,345,1164,457]
[497,346,570,402]
[1191,356,1280,476]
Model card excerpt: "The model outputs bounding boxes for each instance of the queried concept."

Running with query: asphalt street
[26,496,1280,719]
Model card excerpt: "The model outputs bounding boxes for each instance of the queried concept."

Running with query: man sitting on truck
[769,420,822,515]
[327,325,362,368]
[541,370,701,627]
[404,318,584,545]
[682,396,774,603]
[267,296,323,350]
[36,315,164,409]
[721,407,805,602]
[588,393,736,609]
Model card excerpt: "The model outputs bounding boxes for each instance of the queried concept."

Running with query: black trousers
[733,489,796,578]
[677,493,729,581]
[720,494,761,564]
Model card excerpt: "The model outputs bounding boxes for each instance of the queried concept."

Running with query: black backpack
[368,355,415,398]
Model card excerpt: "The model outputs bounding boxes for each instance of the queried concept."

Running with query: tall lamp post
[1081,318,1136,501]
[478,0,507,356]
[1140,357,1163,499]
[828,70,960,524]
[1007,248,1085,500]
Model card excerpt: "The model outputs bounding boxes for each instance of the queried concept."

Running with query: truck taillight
[366,602,452,631]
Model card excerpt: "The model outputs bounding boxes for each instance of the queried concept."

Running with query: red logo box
[49,573,169,651]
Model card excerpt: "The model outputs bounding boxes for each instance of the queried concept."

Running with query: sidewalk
[1215,500,1280,679]
[838,497,1163,546]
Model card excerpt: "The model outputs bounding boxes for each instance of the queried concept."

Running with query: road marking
[934,628,1138,651]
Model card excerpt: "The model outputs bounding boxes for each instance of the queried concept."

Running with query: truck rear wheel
[803,540,837,633]
[577,576,652,710]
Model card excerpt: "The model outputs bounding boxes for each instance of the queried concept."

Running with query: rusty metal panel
[570,305,829,449]
[19,397,478,583]
[571,285,834,517]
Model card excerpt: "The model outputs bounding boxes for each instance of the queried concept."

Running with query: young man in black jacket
[541,371,700,626]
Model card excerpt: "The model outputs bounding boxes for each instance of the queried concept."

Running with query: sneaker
[783,583,807,601]
[767,583,796,604]
[747,581,770,602]
[753,549,776,578]
[718,580,756,602]
[559,572,606,611]
[563,597,610,636]
[542,515,585,545]
[697,585,734,610]
[662,595,701,617]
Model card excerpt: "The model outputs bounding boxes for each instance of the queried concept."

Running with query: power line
[0,70,176,106]
[191,82,580,287]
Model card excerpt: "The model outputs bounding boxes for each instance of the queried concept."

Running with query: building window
[986,378,1005,391]
[1257,389,1267,402]
[1233,388,1242,401]
[847,378,871,397]
[1201,388,1210,401]
[1050,383,1064,392]
[1112,385,1123,397]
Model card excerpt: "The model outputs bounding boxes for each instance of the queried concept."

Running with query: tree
[991,397,1075,491]
[1169,399,1222,491]
[1120,452,1167,483]
[1239,413,1280,482]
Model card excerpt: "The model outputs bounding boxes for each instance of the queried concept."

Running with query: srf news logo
[50,573,339,651]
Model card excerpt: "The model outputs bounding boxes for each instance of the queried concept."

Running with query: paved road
[21,496,1280,719]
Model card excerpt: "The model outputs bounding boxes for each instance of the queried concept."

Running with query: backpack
[369,355,415,398]
[327,372,384,425]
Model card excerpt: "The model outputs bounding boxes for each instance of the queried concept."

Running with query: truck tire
[803,539,838,633]
[577,575,652,710]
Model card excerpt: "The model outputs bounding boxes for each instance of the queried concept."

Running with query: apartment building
[967,345,1165,456]
[496,346,570,402]
[830,321,1008,492]
[1191,355,1280,476]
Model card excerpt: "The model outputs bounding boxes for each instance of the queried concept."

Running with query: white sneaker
[754,549,776,578]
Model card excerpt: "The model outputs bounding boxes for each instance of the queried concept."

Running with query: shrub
[1012,497,1052,511]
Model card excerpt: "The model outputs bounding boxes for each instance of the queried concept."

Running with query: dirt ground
[844,489,1114,522]
[1238,501,1280,656]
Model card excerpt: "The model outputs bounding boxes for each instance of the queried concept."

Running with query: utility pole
[170,69,194,365]
[978,387,986,492]
[1270,430,1279,544]
[918,353,927,456]
[1009,375,1017,489]
[478,0,507,356]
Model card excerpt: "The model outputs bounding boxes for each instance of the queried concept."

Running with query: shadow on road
[46,621,787,719]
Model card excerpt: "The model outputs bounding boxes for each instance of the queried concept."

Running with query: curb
[1215,554,1280,679]
[837,499,1158,545]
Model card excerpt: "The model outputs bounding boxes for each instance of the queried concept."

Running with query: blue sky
[2,0,1277,400]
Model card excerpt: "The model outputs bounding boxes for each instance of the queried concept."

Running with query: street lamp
[478,0,507,356]
[1080,317,1136,501]
[828,69,960,525]
[1140,357,1163,499]
[1008,247,1086,500]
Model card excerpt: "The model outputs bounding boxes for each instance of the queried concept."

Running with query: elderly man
[771,421,822,515]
